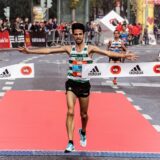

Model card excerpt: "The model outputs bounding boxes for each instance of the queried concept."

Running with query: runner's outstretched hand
[124,51,138,61]
[17,47,30,54]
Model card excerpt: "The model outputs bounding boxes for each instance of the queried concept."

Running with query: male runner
[108,30,127,85]
[18,23,137,153]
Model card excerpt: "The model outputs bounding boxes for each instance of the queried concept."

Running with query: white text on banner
[82,62,160,78]
[0,63,34,80]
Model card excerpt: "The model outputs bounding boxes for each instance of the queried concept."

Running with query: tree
[1,0,31,21]
[0,0,6,19]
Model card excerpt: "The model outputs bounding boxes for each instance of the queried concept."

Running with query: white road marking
[55,90,63,92]
[142,114,152,120]
[19,62,26,64]
[39,60,62,64]
[2,86,12,91]
[5,81,14,85]
[92,91,102,93]
[153,125,160,132]
[112,85,119,89]
[132,83,160,87]
[20,60,29,63]
[101,81,160,88]
[0,92,5,96]
[116,91,126,95]
[19,55,45,64]
[127,97,133,102]
[26,90,44,91]
[133,105,142,111]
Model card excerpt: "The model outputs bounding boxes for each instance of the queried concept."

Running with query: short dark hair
[114,30,120,34]
[72,23,85,33]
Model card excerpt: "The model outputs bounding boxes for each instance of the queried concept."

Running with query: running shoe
[79,129,87,147]
[64,142,75,153]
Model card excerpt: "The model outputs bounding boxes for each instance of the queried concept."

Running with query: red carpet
[0,90,160,153]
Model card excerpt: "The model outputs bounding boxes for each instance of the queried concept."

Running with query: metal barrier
[157,33,160,44]
[0,30,104,48]
[0,31,11,48]
[30,32,46,47]
[10,33,25,48]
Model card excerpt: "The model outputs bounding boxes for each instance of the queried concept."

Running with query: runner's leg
[79,96,89,132]
[66,91,77,141]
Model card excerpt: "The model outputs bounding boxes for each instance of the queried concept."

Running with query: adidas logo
[88,66,101,76]
[129,65,143,74]
[0,69,11,78]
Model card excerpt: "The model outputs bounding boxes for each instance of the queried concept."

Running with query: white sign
[0,63,34,80]
[100,10,124,32]
[149,33,157,45]
[82,62,160,78]
[4,7,10,19]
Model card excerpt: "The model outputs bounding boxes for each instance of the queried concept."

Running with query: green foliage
[0,0,5,19]
[8,0,31,20]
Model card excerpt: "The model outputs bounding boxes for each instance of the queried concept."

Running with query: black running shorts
[109,57,122,62]
[65,79,91,98]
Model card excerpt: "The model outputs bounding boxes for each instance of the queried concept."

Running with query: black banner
[30,32,46,47]
[10,33,25,48]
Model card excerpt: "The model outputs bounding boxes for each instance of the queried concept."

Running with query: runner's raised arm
[88,45,137,61]
[18,46,71,55]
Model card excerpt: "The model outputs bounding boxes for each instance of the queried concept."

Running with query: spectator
[120,24,128,46]
[143,25,149,45]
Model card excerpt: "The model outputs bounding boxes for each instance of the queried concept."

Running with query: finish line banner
[0,64,34,80]
[82,62,160,78]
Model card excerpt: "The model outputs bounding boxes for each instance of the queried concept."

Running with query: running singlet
[67,45,93,82]
[120,32,128,44]
[109,39,123,53]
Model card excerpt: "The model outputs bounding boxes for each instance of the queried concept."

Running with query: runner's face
[114,32,120,38]
[73,29,84,44]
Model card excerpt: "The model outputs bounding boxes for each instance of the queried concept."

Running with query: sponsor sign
[110,65,121,74]
[25,31,31,47]
[21,66,32,75]
[88,66,101,76]
[30,32,46,47]
[153,64,160,73]
[10,34,25,48]
[82,62,160,78]
[0,64,34,80]
[0,31,10,48]
[100,10,125,32]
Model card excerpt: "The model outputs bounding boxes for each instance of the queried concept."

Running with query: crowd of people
[0,17,160,46]
[0,17,102,46]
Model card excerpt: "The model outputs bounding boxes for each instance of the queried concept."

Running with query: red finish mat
[0,90,160,153]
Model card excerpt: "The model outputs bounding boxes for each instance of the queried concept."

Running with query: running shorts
[65,79,91,98]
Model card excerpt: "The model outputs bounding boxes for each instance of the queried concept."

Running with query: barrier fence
[0,31,10,48]
[0,30,103,49]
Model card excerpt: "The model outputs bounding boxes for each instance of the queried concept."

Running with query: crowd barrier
[0,30,103,49]
[0,31,10,48]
